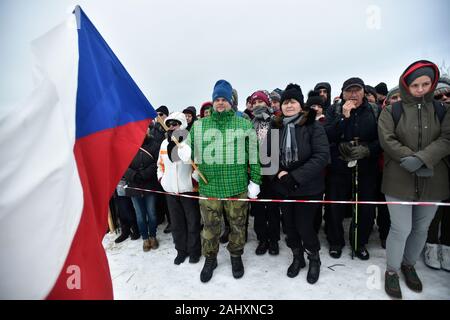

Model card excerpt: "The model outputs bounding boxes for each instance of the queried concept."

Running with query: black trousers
[327,170,377,249]
[427,202,450,246]
[375,171,390,240]
[252,199,280,242]
[156,193,170,225]
[280,194,322,253]
[166,193,201,256]
[116,196,139,235]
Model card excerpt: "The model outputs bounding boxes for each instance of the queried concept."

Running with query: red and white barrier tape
[124,186,450,207]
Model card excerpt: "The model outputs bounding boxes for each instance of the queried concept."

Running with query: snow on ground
[103,217,450,300]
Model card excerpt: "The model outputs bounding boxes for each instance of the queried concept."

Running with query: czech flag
[0,6,156,299]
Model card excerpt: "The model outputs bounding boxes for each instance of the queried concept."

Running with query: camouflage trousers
[199,191,248,257]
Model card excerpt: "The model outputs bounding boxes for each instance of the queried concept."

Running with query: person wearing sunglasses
[157,112,202,265]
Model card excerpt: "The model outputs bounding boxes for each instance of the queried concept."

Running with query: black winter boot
[255,241,269,255]
[306,251,321,284]
[268,241,279,255]
[230,255,245,279]
[174,251,188,265]
[200,257,218,283]
[114,231,130,243]
[287,248,306,278]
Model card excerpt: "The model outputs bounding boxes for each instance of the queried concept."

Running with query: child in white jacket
[157,112,202,264]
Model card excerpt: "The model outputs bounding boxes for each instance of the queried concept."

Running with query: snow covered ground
[103,217,450,300]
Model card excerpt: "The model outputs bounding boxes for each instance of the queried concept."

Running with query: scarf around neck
[280,114,302,167]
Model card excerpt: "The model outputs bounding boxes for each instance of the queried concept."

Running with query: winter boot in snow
[114,231,130,244]
[423,243,441,269]
[255,241,269,255]
[306,250,321,284]
[329,245,342,259]
[143,239,151,252]
[149,237,159,250]
[401,264,422,292]
[200,256,218,283]
[174,251,188,265]
[385,271,402,299]
[287,248,306,278]
[441,245,450,272]
[268,240,279,255]
[230,255,245,279]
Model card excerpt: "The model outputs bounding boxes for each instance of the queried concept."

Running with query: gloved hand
[247,181,261,199]
[415,166,434,178]
[177,142,192,162]
[279,174,297,195]
[338,142,353,160]
[400,156,424,173]
[192,170,200,182]
[350,145,370,160]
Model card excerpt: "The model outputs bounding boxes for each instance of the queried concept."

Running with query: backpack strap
[391,101,404,128]
[391,100,447,129]
[432,100,447,123]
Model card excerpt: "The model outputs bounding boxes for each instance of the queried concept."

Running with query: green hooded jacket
[378,60,450,201]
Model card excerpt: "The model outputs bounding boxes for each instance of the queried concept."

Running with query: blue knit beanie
[212,80,233,105]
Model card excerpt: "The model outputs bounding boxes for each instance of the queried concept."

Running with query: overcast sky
[1,0,449,112]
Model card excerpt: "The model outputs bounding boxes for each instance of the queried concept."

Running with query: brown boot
[149,237,159,249]
[385,271,402,299]
[401,264,423,292]
[143,239,151,252]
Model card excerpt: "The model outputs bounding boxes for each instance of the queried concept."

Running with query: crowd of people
[109,59,450,299]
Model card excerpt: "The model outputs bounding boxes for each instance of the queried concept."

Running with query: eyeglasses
[434,92,450,100]
[157,112,164,117]
[166,120,181,127]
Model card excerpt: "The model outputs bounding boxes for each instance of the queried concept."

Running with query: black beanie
[156,105,169,117]
[365,85,377,98]
[404,67,435,86]
[280,83,304,106]
[375,82,388,96]
[305,90,324,110]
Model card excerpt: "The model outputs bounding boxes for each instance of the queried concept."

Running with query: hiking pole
[348,137,360,259]
[156,116,208,184]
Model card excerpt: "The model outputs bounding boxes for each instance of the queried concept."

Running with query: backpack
[391,100,447,128]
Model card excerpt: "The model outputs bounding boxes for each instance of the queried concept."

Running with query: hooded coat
[378,60,450,201]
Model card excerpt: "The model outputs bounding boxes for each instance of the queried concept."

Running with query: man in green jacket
[179,79,262,282]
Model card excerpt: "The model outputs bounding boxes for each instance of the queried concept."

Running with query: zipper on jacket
[415,104,422,198]
[175,162,179,193]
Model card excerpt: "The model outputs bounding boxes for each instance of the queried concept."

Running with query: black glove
[338,142,353,161]
[350,145,370,160]
[400,156,424,173]
[275,174,297,197]
[415,166,434,177]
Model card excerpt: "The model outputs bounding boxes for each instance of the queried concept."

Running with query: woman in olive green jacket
[378,60,450,299]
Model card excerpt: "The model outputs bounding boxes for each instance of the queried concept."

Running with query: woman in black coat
[271,84,330,284]
[124,130,161,252]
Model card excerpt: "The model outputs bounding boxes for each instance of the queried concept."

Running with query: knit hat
[435,76,450,95]
[250,90,271,107]
[342,77,365,92]
[182,106,197,117]
[156,105,169,117]
[386,85,400,102]
[270,90,281,102]
[200,101,213,118]
[365,85,377,99]
[405,67,435,86]
[375,82,389,96]
[305,90,325,110]
[165,111,187,130]
[212,80,233,105]
[280,83,304,106]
